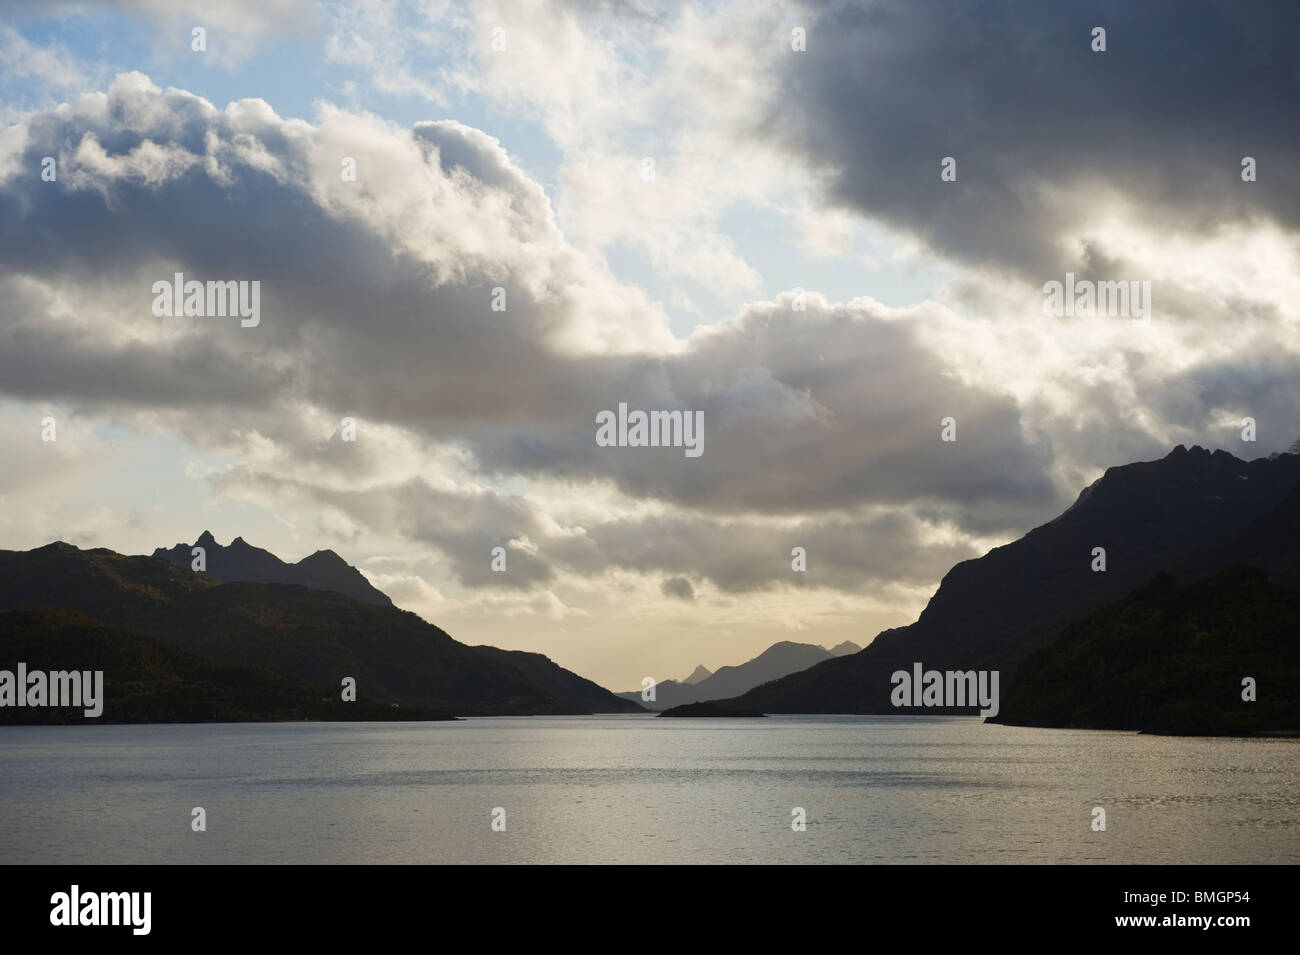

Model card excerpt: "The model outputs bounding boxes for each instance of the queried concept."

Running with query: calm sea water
[0,715,1296,864]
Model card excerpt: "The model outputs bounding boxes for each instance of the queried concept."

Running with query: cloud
[110,0,320,68]
[4,64,1296,634]
[324,0,800,300]
[0,73,1056,531]
[767,0,1300,278]
[0,24,93,94]
[660,575,694,600]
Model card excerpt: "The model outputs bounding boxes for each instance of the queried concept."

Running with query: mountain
[0,608,453,723]
[692,641,840,700]
[829,641,861,656]
[0,542,642,717]
[993,565,1300,735]
[152,531,393,607]
[618,640,839,711]
[1174,478,1300,588]
[699,446,1300,715]
[472,644,647,715]
[681,664,712,685]
[995,475,1300,734]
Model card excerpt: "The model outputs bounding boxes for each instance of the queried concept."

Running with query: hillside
[992,565,1300,735]
[708,446,1300,715]
[0,608,454,722]
[0,543,641,717]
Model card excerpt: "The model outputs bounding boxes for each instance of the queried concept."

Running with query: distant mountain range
[620,640,861,711]
[663,446,1300,734]
[153,531,392,607]
[0,541,642,720]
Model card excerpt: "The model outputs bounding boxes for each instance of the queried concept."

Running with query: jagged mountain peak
[151,533,393,607]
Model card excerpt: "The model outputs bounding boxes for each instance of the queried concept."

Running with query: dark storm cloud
[772,0,1300,276]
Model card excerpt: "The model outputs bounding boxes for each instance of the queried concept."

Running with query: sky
[1,0,1298,690]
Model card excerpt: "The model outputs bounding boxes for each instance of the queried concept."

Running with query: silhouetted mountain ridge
[619,640,846,711]
[701,446,1300,715]
[152,531,392,607]
[0,542,641,717]
[681,664,712,685]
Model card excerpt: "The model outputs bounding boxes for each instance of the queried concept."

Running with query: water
[1,715,1296,864]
